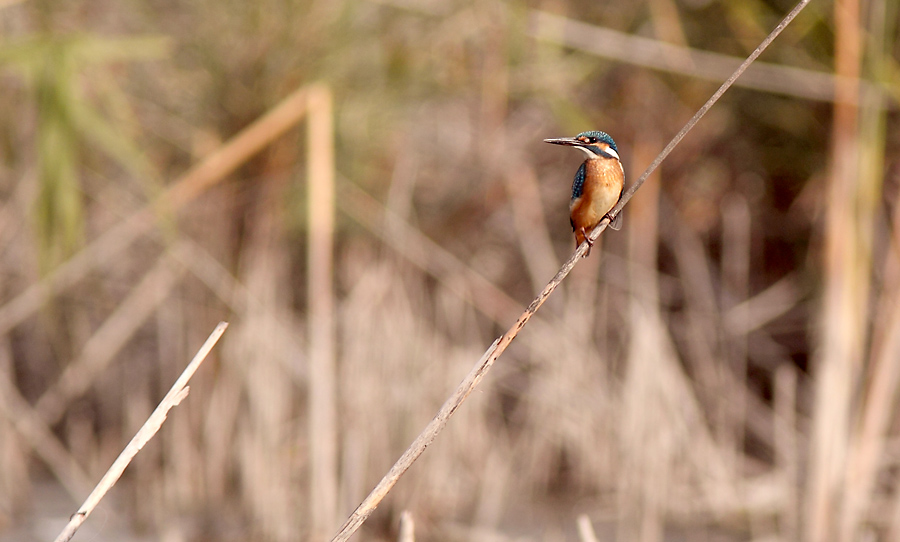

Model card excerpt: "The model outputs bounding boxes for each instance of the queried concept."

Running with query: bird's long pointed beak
[543,137,584,147]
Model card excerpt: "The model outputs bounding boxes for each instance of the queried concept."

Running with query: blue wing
[571,162,586,201]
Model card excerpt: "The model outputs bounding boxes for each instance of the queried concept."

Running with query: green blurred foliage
[0,33,169,269]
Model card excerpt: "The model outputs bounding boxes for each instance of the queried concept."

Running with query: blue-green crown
[576,131,617,152]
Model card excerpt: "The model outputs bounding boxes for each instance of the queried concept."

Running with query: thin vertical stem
[838,0,894,536]
[307,84,338,541]
[806,0,863,538]
[720,194,750,474]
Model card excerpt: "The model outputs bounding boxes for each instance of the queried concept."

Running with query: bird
[544,130,624,256]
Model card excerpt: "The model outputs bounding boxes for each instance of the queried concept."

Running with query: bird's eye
[588,137,598,143]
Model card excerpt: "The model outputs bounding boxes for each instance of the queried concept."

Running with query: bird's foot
[581,228,593,257]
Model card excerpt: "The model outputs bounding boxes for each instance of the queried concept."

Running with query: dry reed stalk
[626,89,662,288]
[722,273,803,336]
[51,321,227,542]
[836,0,893,536]
[0,84,312,338]
[472,444,513,529]
[529,11,863,104]
[34,250,185,425]
[853,183,900,539]
[307,84,339,540]
[774,364,799,541]
[620,97,665,541]
[619,304,672,542]
[576,515,600,542]
[398,511,415,542]
[720,194,751,472]
[329,3,811,540]
[806,0,863,538]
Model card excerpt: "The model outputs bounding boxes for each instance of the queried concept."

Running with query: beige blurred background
[0,0,898,541]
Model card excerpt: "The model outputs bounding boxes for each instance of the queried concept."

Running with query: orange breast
[569,158,624,245]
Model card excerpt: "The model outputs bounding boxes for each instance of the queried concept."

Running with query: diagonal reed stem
[52,322,228,542]
[328,1,811,540]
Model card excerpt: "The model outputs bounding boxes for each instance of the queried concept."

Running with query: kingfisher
[544,130,624,256]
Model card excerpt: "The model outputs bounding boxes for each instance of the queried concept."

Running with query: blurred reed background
[0,0,898,541]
